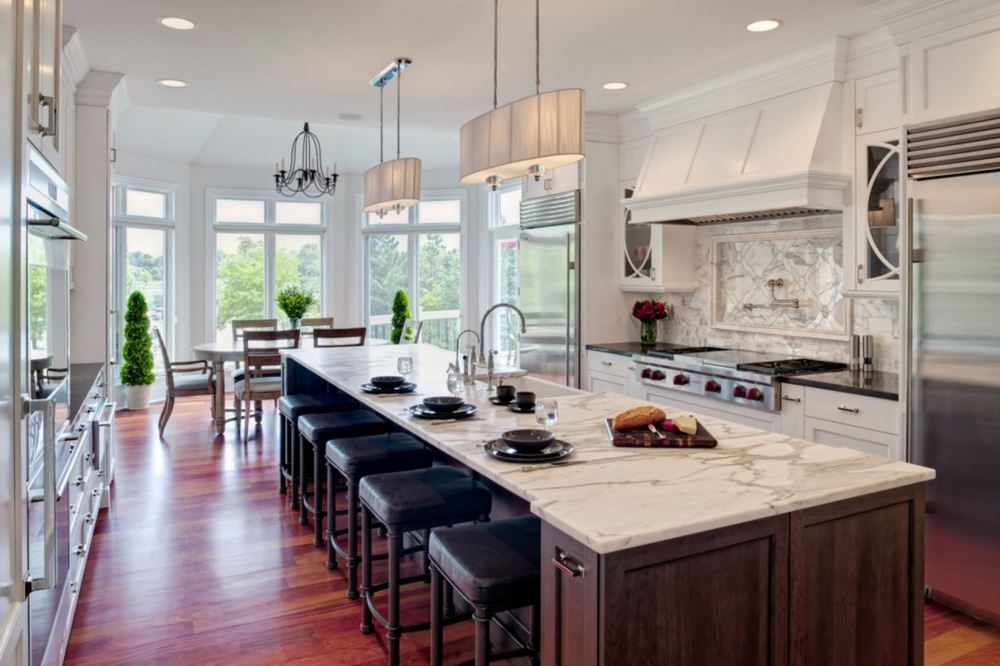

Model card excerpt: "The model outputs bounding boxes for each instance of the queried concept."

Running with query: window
[362,192,464,349]
[113,182,176,377]
[210,190,326,339]
[487,180,523,365]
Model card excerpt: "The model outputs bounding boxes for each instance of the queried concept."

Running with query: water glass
[535,398,558,431]
[446,371,465,397]
[397,356,413,380]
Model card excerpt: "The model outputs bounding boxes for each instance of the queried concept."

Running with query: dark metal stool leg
[313,438,325,547]
[443,582,455,616]
[474,606,491,666]
[325,463,338,569]
[346,480,360,599]
[422,528,432,581]
[430,566,444,666]
[289,423,300,510]
[279,415,287,494]
[360,505,374,635]
[387,526,402,666]
[298,434,310,526]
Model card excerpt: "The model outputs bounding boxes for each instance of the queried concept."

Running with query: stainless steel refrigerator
[517,190,580,387]
[907,109,1000,624]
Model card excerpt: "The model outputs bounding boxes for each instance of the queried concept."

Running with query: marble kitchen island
[283,344,934,666]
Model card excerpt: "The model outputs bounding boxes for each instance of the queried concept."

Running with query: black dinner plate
[484,439,574,463]
[360,382,417,394]
[507,403,536,414]
[408,403,478,419]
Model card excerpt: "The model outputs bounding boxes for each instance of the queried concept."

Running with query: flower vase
[289,317,300,330]
[641,320,658,345]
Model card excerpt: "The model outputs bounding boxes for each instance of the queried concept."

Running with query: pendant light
[459,0,585,190]
[363,58,422,217]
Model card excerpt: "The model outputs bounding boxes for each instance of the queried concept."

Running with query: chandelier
[273,122,339,198]
[459,0,585,190]
[363,58,422,217]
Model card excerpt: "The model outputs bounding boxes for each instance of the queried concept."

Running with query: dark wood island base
[542,484,925,666]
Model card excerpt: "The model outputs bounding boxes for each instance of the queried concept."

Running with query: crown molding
[869,0,1000,45]
[618,110,651,145]
[585,112,620,144]
[846,28,898,77]
[76,70,125,109]
[61,26,89,91]
[635,37,848,131]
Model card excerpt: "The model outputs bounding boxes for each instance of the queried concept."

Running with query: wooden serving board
[604,418,718,449]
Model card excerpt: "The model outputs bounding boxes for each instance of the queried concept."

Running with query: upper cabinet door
[854,129,902,295]
[854,71,900,136]
[21,0,62,168]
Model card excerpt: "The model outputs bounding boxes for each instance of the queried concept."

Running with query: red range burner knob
[651,370,666,381]
[733,385,747,398]
[640,368,652,379]
[673,374,689,386]
[746,388,764,402]
[704,380,721,393]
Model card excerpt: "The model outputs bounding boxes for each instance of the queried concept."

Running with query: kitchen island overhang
[282,344,934,665]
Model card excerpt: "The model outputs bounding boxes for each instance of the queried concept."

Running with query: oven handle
[22,394,57,594]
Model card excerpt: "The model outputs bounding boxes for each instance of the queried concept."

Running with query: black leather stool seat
[326,433,433,478]
[430,516,541,610]
[279,393,356,420]
[360,467,492,527]
[298,410,389,443]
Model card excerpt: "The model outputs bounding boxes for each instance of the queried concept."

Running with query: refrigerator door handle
[565,232,572,385]
[22,394,57,595]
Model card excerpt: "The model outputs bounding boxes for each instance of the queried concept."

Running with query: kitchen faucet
[478,303,526,366]
[452,329,480,379]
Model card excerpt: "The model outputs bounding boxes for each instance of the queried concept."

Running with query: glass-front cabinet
[618,183,699,293]
[849,129,902,296]
[620,185,655,288]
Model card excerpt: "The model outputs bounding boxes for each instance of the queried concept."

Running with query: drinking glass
[397,356,413,381]
[446,371,465,397]
[535,398,558,431]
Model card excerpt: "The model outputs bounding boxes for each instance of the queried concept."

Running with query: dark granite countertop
[779,370,899,401]
[69,362,105,417]
[586,342,700,357]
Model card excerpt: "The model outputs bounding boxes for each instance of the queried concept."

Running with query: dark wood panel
[540,523,600,666]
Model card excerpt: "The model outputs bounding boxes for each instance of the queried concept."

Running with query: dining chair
[230,318,279,416]
[400,318,423,344]
[313,327,367,347]
[300,317,334,335]
[235,329,300,442]
[154,327,215,436]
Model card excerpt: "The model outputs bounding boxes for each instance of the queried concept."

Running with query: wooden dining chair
[235,329,300,442]
[400,318,423,344]
[313,327,367,347]
[230,318,279,414]
[154,327,215,436]
[300,317,333,335]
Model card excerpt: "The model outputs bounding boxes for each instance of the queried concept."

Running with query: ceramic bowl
[370,375,406,390]
[422,396,466,413]
[500,428,556,453]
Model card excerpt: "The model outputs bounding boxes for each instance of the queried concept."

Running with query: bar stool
[297,410,392,544]
[278,393,357,506]
[360,467,492,666]
[429,516,541,666]
[325,433,434,598]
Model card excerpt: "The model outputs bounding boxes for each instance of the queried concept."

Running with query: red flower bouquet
[631,299,672,344]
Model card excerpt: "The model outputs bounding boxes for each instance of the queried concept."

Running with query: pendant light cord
[396,60,402,160]
[535,0,540,95]
[493,0,499,109]
[379,85,384,164]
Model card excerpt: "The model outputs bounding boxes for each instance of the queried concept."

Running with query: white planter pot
[125,384,152,410]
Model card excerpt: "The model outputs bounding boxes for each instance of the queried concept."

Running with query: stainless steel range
[633,349,846,412]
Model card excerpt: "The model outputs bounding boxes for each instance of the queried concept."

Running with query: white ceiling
[66,0,882,171]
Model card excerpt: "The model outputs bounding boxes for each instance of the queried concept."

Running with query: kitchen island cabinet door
[540,524,600,666]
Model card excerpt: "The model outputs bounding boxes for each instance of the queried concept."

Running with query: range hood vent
[627,83,850,225]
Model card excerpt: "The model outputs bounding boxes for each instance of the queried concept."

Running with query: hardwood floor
[66,397,999,665]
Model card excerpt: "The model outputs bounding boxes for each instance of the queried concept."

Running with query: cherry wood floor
[65,397,999,665]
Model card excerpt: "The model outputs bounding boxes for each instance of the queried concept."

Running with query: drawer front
[778,384,805,439]
[586,351,632,379]
[804,387,899,435]
[587,371,627,395]
[804,417,899,459]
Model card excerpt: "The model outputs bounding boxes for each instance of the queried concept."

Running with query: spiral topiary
[120,291,155,386]
[390,289,411,344]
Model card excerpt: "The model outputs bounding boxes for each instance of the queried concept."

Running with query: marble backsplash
[648,215,901,373]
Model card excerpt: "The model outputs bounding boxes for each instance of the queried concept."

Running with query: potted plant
[631,298,672,345]
[276,286,316,329]
[390,289,411,344]
[121,291,155,410]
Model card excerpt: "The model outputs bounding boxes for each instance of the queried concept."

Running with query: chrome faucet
[478,303,527,365]
[453,329,480,379]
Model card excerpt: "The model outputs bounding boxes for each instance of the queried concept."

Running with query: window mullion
[264,233,276,319]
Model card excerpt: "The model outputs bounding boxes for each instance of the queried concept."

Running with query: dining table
[192,336,388,434]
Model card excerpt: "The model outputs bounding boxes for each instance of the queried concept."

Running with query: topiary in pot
[390,289,411,344]
[121,291,155,410]
[276,286,315,329]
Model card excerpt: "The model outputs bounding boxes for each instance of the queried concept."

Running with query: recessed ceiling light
[338,112,364,121]
[746,18,782,32]
[602,81,628,91]
[158,78,188,88]
[157,16,196,30]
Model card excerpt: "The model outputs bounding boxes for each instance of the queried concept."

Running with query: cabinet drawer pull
[600,361,612,366]
[837,405,860,414]
[552,552,585,578]
[73,476,84,488]
[74,544,86,558]
[781,395,801,403]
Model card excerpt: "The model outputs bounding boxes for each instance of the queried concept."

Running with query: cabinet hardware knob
[837,405,860,414]
[74,545,86,557]
[73,476,83,487]
[552,552,585,578]
[781,395,801,402]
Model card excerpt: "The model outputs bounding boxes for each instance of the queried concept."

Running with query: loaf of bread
[612,405,667,431]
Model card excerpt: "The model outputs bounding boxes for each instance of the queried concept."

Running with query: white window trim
[114,176,179,226]
[206,187,329,341]
[485,179,524,357]
[359,189,467,336]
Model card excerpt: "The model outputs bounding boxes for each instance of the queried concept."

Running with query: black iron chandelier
[273,122,339,198]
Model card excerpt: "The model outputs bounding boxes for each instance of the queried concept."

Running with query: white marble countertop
[283,344,934,555]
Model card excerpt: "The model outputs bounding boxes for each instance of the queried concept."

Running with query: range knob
[704,380,721,393]
[746,387,764,402]
[640,368,652,379]
[733,385,747,399]
[673,374,689,386]
[651,370,666,381]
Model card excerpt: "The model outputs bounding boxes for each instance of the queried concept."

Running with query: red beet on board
[604,418,718,448]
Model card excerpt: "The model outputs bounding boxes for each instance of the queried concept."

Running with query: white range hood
[626,83,851,225]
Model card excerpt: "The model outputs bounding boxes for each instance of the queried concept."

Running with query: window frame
[486,179,524,362]
[207,187,328,340]
[360,189,467,344]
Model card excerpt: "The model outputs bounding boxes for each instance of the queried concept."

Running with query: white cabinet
[618,182,699,293]
[803,419,899,459]
[585,350,632,394]
[777,384,804,439]
[854,71,900,136]
[522,162,580,198]
[802,386,900,459]
[21,0,64,172]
